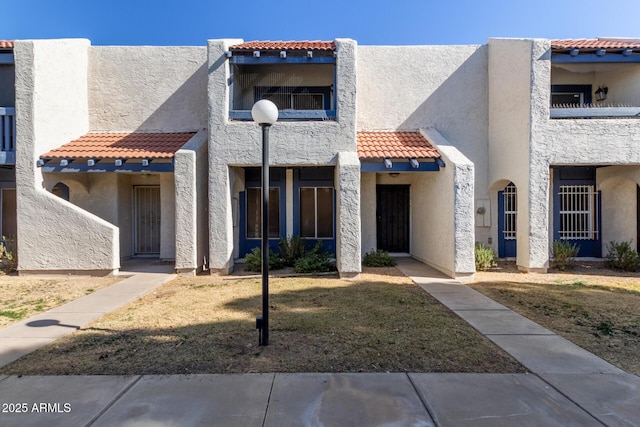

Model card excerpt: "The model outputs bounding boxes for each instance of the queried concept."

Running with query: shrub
[362,249,397,267]
[0,235,17,274]
[551,240,580,270]
[244,247,284,272]
[474,242,496,271]
[294,241,335,273]
[605,240,640,271]
[278,235,306,267]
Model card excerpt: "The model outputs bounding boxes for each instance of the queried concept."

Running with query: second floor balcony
[0,106,15,164]
[549,38,640,120]
[227,41,337,121]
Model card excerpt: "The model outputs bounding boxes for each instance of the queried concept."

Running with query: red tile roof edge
[357,131,440,159]
[552,38,640,50]
[0,40,14,49]
[40,132,197,160]
[230,40,336,51]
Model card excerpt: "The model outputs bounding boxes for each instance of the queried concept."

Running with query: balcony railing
[550,103,640,119]
[0,107,15,164]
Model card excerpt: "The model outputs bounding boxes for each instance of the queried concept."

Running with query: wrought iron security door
[134,186,161,254]
[376,185,410,253]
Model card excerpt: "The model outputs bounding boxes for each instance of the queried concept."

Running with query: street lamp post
[251,99,278,346]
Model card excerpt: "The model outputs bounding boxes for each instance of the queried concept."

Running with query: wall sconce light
[595,86,608,102]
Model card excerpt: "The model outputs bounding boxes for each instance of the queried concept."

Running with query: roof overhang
[227,40,336,65]
[551,38,640,63]
[38,132,196,173]
[357,131,443,172]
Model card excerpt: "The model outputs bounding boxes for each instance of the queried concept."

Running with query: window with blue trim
[246,187,280,239]
[300,187,334,239]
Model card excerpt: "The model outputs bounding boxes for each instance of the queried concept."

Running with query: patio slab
[409,373,602,426]
[264,373,434,427]
[540,373,640,427]
[488,335,625,374]
[92,374,273,427]
[0,375,138,427]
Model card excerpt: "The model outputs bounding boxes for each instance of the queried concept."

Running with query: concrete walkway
[0,258,639,426]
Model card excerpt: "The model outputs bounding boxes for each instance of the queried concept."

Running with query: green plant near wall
[551,240,580,270]
[278,235,306,266]
[604,240,640,271]
[474,242,496,271]
[244,247,285,272]
[0,235,17,274]
[294,241,335,273]
[362,249,397,267]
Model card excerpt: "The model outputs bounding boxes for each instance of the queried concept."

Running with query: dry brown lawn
[471,262,640,375]
[0,275,121,328]
[0,267,525,375]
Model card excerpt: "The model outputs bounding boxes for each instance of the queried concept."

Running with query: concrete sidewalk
[0,258,639,426]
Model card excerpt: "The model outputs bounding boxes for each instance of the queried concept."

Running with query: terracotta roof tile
[0,40,14,49]
[357,132,440,159]
[40,132,196,160]
[230,40,335,51]
[552,38,640,50]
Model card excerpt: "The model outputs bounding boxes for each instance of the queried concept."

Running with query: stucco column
[174,130,207,274]
[209,162,234,274]
[520,164,550,272]
[336,151,361,278]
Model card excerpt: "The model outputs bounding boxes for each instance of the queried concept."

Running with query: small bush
[244,247,284,272]
[362,249,397,267]
[278,235,306,267]
[605,240,640,271]
[551,240,580,270]
[0,235,17,274]
[474,242,496,271]
[294,242,335,273]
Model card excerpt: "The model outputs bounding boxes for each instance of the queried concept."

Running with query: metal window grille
[502,183,517,240]
[263,92,324,111]
[559,185,599,240]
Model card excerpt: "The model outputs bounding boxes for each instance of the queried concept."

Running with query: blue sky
[2,0,640,46]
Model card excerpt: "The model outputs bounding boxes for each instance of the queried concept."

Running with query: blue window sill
[229,110,336,121]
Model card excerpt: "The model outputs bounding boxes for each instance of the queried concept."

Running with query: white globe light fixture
[252,99,278,346]
[251,99,279,125]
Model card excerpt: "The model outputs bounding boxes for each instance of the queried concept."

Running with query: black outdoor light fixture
[595,86,608,102]
[251,99,278,346]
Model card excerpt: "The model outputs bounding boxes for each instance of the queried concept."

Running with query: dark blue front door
[498,183,517,258]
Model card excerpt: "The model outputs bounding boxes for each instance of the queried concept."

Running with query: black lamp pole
[260,123,270,346]
[252,99,277,347]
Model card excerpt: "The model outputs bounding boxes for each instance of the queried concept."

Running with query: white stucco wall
[174,130,208,274]
[360,172,377,255]
[357,45,488,196]
[335,151,361,276]
[160,173,175,260]
[419,128,475,278]
[597,166,640,252]
[89,46,207,132]
[14,39,119,273]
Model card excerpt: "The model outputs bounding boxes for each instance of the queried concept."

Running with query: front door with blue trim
[553,167,601,257]
[498,183,517,258]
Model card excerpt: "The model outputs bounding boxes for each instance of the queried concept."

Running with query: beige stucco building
[1,36,639,277]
